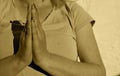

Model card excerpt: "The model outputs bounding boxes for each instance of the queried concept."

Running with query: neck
[13,0,53,23]
[23,0,43,5]
[15,0,43,6]
[14,0,27,8]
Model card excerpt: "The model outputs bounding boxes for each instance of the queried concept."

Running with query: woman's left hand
[31,4,49,66]
[30,4,105,76]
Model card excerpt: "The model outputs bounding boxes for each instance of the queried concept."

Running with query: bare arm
[0,55,27,76]
[31,5,106,76]
[39,52,105,76]
[35,24,105,76]
[0,5,32,76]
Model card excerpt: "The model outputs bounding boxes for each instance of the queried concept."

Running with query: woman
[0,0,106,76]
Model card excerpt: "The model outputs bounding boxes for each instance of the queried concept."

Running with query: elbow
[101,67,106,76]
[97,64,106,76]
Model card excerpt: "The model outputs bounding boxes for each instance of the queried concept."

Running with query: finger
[33,4,39,21]
[25,29,32,49]
[26,5,32,25]
[31,4,41,24]
[25,5,32,48]
[31,4,45,34]
[25,5,31,36]
[31,4,46,47]
[31,16,45,42]
[18,30,26,50]
[31,4,36,22]
[31,20,40,49]
[31,4,41,42]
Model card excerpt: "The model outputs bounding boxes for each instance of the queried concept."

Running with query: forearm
[38,53,106,76]
[0,55,27,76]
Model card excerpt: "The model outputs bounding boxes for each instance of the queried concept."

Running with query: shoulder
[66,1,95,32]
[66,1,84,12]
[0,0,12,13]
[0,0,13,21]
[66,1,91,19]
[0,0,15,32]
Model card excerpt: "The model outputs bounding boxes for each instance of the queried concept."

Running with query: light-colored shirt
[0,0,94,76]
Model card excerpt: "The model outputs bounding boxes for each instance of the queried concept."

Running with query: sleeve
[70,2,95,35]
[0,0,12,22]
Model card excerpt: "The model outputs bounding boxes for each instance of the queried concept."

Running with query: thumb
[31,4,40,21]
[25,5,32,48]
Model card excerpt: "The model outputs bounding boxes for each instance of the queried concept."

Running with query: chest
[0,6,78,60]
[14,3,54,24]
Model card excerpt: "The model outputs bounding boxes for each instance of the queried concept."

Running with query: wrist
[6,55,28,73]
[14,54,29,67]
[34,51,51,67]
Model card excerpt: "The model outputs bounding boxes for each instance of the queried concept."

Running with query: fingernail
[27,4,31,9]
[32,4,38,12]
[32,5,35,13]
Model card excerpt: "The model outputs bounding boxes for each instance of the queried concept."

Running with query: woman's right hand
[15,5,32,65]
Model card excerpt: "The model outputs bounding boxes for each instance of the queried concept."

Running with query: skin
[0,5,32,76]
[31,5,106,76]
[0,0,106,76]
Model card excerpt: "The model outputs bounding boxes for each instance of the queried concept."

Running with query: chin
[23,0,36,4]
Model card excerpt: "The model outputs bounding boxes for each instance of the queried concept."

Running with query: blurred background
[0,0,120,76]
[77,0,120,76]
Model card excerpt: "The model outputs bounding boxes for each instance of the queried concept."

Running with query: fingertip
[31,5,36,16]
[27,5,32,21]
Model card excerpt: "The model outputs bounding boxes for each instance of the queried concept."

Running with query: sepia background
[77,0,120,76]
[0,0,120,76]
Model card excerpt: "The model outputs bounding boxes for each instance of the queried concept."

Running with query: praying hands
[16,4,49,66]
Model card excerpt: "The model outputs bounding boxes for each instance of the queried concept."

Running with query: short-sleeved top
[0,0,94,76]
